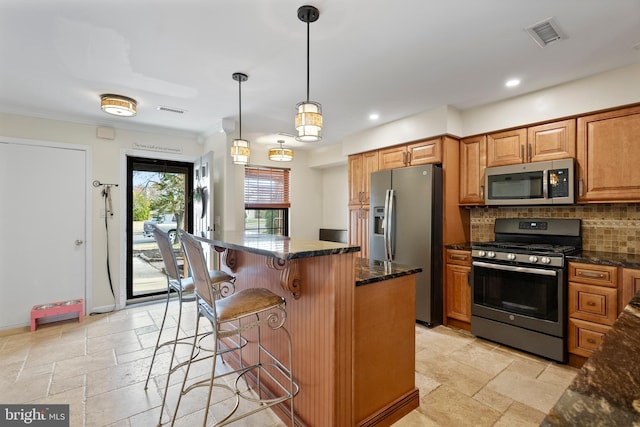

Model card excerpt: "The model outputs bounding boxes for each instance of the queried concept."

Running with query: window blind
[244,166,290,208]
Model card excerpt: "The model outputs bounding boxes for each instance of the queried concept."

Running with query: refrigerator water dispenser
[373,206,385,235]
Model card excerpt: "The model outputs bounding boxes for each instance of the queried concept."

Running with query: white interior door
[0,140,87,330]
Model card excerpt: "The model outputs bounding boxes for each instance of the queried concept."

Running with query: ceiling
[1,0,639,150]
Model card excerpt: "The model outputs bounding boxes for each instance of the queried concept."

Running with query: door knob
[75,240,84,246]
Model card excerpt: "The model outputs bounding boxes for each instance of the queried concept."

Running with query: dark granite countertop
[541,291,640,427]
[355,258,422,286]
[195,231,360,260]
[445,242,474,251]
[445,243,640,269]
[567,251,640,269]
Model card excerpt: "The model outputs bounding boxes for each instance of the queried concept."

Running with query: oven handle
[472,261,558,277]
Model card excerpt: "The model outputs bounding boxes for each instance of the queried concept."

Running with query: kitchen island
[197,232,421,426]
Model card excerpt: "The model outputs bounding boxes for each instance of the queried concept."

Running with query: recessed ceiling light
[369,113,380,121]
[505,79,521,88]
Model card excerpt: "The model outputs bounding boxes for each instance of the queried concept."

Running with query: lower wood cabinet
[567,318,611,358]
[444,249,471,330]
[568,282,618,326]
[622,268,640,311]
[567,262,618,365]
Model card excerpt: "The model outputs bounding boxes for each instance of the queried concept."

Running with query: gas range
[471,218,582,268]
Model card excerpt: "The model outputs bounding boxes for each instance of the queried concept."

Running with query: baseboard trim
[357,388,420,427]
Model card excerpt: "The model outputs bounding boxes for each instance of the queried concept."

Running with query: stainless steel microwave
[484,158,575,205]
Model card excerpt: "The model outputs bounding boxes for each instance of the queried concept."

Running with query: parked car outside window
[143,214,177,243]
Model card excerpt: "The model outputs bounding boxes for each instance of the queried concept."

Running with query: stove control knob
[478,250,486,257]
[487,251,496,258]
[529,255,538,263]
[541,256,551,264]
[506,253,516,261]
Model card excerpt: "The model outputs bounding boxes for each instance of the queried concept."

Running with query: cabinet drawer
[568,262,617,288]
[568,318,610,358]
[568,282,618,325]
[445,249,471,266]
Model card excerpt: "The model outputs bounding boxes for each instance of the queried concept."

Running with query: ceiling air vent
[157,105,186,114]
[525,17,566,48]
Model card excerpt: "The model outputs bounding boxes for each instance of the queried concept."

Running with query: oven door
[471,260,565,337]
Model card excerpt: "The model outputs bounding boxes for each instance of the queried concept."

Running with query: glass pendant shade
[230,139,250,165]
[295,101,322,142]
[101,94,137,117]
[268,142,294,162]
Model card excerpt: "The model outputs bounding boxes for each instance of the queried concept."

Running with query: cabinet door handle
[579,178,584,197]
[587,338,597,345]
[449,255,468,261]
[578,272,605,278]
[586,301,596,307]
[407,151,412,164]
[528,143,532,162]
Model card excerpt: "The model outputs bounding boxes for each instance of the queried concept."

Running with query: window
[244,166,290,236]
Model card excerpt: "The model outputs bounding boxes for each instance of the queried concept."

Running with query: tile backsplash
[469,204,640,254]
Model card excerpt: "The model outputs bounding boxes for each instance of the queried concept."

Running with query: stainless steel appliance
[471,218,581,362]
[370,164,443,326]
[485,158,575,206]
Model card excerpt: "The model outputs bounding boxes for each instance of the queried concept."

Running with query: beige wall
[0,113,203,313]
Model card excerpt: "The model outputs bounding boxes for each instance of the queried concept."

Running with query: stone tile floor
[0,299,577,426]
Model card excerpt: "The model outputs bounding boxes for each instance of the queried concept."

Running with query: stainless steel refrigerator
[370,164,443,326]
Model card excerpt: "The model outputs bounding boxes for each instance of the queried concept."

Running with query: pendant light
[230,72,250,165]
[268,140,294,162]
[295,5,322,142]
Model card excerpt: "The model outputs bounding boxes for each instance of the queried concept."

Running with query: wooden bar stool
[173,230,298,426]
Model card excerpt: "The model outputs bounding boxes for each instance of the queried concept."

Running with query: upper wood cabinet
[348,151,379,206]
[576,105,640,203]
[459,135,487,205]
[486,128,527,167]
[528,119,576,162]
[486,120,576,167]
[378,138,442,170]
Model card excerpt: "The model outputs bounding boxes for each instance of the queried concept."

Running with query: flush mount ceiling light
[100,94,137,117]
[230,72,250,165]
[268,140,294,162]
[295,5,322,142]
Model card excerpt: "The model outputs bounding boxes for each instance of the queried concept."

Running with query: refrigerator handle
[387,189,395,260]
[383,189,391,260]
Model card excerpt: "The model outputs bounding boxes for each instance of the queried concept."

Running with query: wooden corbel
[266,257,301,299]
[215,246,238,273]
